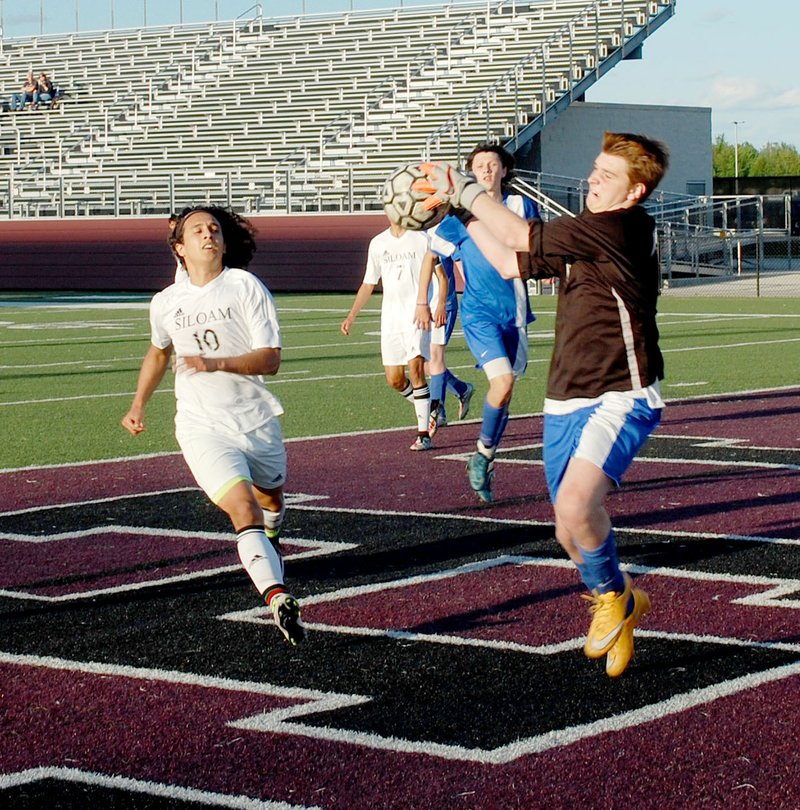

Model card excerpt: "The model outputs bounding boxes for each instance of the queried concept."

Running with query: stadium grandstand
[0,0,795,294]
[0,0,674,217]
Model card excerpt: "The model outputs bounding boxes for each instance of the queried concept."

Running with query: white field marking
[644,433,799,454]
[0,769,312,810]
[0,332,146,347]
[0,525,234,544]
[5,488,792,550]
[630,456,800,471]
[229,660,800,764]
[663,336,800,354]
[0,486,198,517]
[0,355,146,370]
[223,556,800,763]
[0,449,183,475]
[0,523,354,602]
[223,553,800,620]
[6,321,140,331]
[657,313,799,327]
[0,299,150,310]
[0,358,792,414]
[5,575,800,764]
[1,383,797,469]
[623,563,800,609]
[433,443,800,472]
[636,629,800,654]
[0,487,324,518]
[667,381,709,388]
[301,622,584,658]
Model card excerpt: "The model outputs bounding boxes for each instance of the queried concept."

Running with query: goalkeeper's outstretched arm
[469,193,530,253]
[466,218,522,280]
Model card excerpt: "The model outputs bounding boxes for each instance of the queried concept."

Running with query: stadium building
[0,0,767,293]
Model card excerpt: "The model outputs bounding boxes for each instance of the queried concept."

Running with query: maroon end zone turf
[1,388,799,808]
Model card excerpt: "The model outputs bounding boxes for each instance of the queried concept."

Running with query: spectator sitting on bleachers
[32,73,54,110]
[10,71,37,111]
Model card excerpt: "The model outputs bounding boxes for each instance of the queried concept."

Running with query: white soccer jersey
[149,267,284,433]
[363,228,430,335]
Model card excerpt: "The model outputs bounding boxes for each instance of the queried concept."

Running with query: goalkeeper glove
[413,162,485,213]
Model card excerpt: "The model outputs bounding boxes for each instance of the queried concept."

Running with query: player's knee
[489,374,514,404]
[224,499,264,531]
[553,487,592,534]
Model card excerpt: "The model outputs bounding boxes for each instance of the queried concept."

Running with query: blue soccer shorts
[463,317,527,380]
[431,306,459,347]
[543,393,662,502]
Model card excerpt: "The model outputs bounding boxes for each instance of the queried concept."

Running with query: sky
[2,0,798,150]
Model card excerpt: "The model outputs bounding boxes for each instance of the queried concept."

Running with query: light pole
[732,120,746,271]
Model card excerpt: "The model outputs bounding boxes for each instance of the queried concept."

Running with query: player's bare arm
[414,251,438,330]
[432,259,448,327]
[469,193,530,252]
[416,161,529,254]
[121,344,173,435]
[341,282,376,336]
[179,346,281,377]
[465,219,523,280]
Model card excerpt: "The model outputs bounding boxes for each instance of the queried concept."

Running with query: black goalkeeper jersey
[518,205,664,402]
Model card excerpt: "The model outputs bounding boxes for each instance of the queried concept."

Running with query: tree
[749,142,800,176]
[713,136,800,176]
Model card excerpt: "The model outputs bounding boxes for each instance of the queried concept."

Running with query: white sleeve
[149,291,172,349]
[429,229,455,259]
[362,236,383,285]
[243,276,281,351]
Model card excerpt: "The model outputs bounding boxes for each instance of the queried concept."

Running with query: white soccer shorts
[380,327,431,366]
[176,417,286,504]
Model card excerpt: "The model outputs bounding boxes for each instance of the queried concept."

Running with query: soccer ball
[382,164,449,231]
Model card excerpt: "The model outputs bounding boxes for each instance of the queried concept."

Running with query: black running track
[1,389,799,809]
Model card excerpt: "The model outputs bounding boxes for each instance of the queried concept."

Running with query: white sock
[263,503,285,539]
[413,385,431,434]
[477,439,495,459]
[237,526,284,593]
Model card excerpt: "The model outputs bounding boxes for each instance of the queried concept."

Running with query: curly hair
[169,205,257,269]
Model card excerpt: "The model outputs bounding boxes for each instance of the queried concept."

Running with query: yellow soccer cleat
[582,573,633,659]
[606,586,652,678]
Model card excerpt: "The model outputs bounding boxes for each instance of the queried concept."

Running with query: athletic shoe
[410,435,432,451]
[428,405,441,439]
[436,407,448,427]
[466,451,494,503]
[271,593,306,646]
[606,585,651,678]
[582,573,633,659]
[458,383,475,420]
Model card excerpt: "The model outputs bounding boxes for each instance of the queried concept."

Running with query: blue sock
[491,406,509,447]
[446,369,468,399]
[430,372,446,404]
[576,529,625,594]
[478,399,505,450]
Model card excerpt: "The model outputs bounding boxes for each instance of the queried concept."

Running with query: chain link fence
[657,195,800,298]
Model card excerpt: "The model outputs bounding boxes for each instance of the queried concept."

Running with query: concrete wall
[0,212,387,292]
[537,101,713,197]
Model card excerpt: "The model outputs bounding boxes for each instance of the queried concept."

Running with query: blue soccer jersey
[431,192,538,331]
[438,254,459,314]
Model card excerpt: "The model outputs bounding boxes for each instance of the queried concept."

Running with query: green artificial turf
[1,292,798,469]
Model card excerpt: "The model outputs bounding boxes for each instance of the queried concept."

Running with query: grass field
[1,291,798,470]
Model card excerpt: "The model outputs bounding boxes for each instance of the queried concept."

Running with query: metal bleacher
[0,0,674,218]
